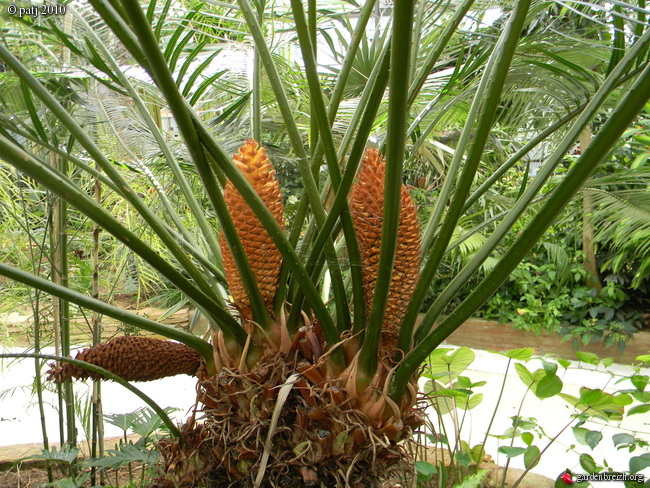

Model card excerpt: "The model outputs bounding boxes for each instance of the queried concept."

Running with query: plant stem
[407,0,476,107]
[73,14,225,271]
[0,262,217,374]
[237,0,349,342]
[510,413,579,488]
[397,0,532,354]
[119,0,272,330]
[414,28,650,342]
[481,358,511,454]
[499,386,532,487]
[194,119,345,369]
[91,152,104,485]
[49,144,76,450]
[251,0,263,142]
[0,42,224,309]
[390,56,650,405]
[290,0,357,332]
[358,0,415,382]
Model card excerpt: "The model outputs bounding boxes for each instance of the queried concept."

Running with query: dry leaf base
[153,337,422,488]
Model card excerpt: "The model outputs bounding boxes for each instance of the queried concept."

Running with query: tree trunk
[580,127,602,292]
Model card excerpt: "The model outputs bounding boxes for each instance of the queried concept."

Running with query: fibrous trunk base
[153,345,421,487]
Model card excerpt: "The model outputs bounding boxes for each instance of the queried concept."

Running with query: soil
[0,468,49,488]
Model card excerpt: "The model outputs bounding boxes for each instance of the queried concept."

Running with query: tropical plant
[482,251,644,348]
[418,348,650,488]
[20,407,172,488]
[2,0,650,486]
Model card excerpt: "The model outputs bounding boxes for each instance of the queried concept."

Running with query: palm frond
[582,186,650,287]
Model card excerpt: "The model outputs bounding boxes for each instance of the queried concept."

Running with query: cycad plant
[1,0,650,486]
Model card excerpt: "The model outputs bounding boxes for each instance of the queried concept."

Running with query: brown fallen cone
[47,336,202,383]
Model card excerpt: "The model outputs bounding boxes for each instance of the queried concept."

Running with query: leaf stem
[358,0,416,382]
[396,0,532,354]
[390,57,650,404]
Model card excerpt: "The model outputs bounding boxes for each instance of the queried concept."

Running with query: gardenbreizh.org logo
[557,469,647,486]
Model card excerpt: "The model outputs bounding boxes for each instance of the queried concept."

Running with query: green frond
[541,241,571,283]
[582,187,650,287]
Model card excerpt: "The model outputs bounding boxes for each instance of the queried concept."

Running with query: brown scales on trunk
[153,325,423,488]
[350,147,421,354]
[46,336,201,382]
[220,139,284,320]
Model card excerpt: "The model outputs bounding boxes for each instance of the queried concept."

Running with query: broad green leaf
[415,460,437,479]
[455,376,473,389]
[515,363,535,388]
[575,351,599,365]
[631,375,649,392]
[498,348,534,361]
[455,451,473,467]
[613,394,632,406]
[451,469,488,488]
[601,357,614,367]
[579,389,604,405]
[631,391,650,403]
[426,381,472,415]
[25,446,79,465]
[421,370,456,380]
[455,376,487,389]
[560,391,624,421]
[612,433,635,448]
[511,416,538,431]
[629,453,650,473]
[524,445,541,470]
[627,404,650,416]
[572,427,603,449]
[130,407,179,438]
[585,431,604,450]
[85,443,158,470]
[535,375,563,399]
[542,360,558,376]
[471,444,486,464]
[104,410,144,433]
[579,453,599,473]
[496,426,521,440]
[427,347,475,382]
[521,432,534,446]
[498,446,527,458]
[458,392,484,411]
[428,348,455,359]
[634,355,650,364]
